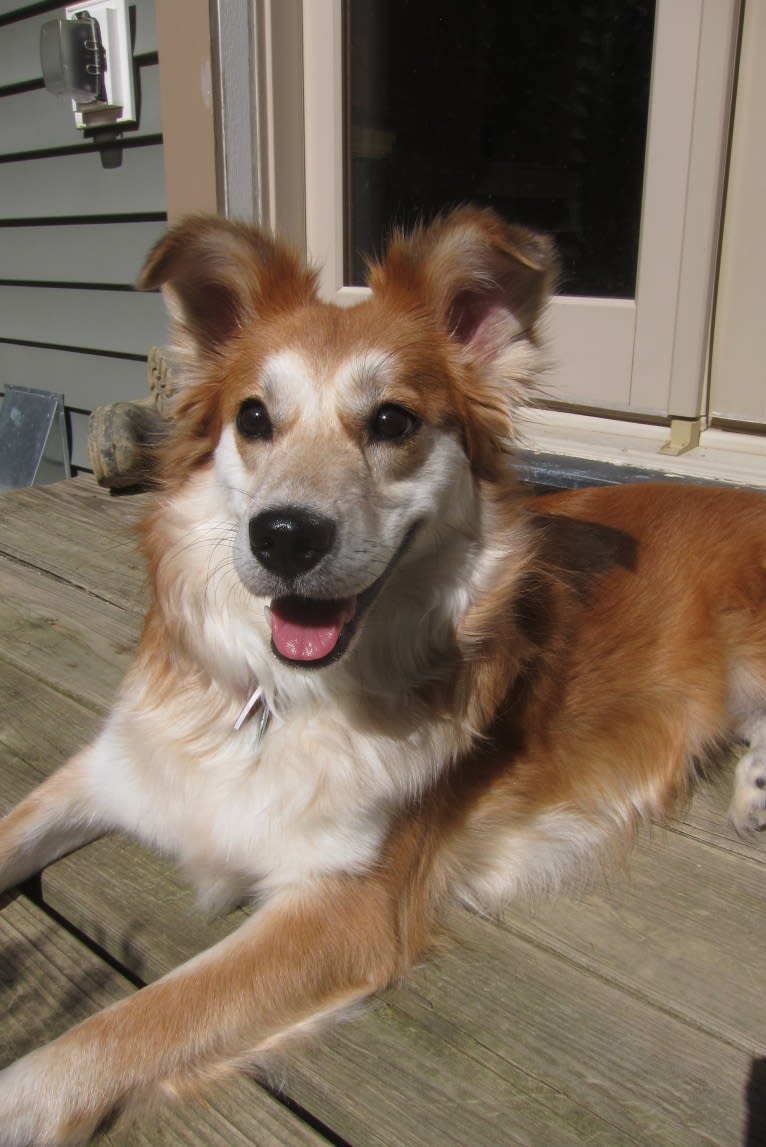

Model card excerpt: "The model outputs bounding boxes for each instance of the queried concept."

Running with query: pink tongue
[270,597,357,662]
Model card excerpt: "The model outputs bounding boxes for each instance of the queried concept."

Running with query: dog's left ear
[368,207,557,472]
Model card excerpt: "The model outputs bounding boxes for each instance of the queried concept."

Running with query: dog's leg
[729,714,766,834]
[0,874,401,1147]
[0,749,107,893]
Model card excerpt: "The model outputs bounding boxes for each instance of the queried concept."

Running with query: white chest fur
[82,679,445,910]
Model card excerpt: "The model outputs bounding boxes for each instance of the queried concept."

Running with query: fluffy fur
[0,207,764,1144]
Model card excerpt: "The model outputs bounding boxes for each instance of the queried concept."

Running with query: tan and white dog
[0,207,764,1144]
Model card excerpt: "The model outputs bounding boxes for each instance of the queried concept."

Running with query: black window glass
[344,0,655,297]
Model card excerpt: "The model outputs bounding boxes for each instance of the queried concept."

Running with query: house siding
[0,0,168,471]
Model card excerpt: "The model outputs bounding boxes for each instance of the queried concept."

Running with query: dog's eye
[236,399,272,441]
[369,404,420,443]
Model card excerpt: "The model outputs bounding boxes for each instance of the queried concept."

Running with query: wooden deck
[0,475,764,1147]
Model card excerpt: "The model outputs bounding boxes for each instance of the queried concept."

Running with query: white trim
[543,297,636,412]
[709,0,766,425]
[666,0,739,416]
[522,408,766,489]
[630,0,739,418]
[628,0,703,415]
[334,286,370,308]
[303,0,344,291]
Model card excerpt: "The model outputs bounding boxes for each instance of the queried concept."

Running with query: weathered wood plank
[357,910,758,1147]
[1,896,125,1065]
[0,658,250,978]
[0,660,102,795]
[289,987,642,1147]
[0,897,331,1146]
[0,478,150,607]
[495,825,765,1052]
[675,775,766,864]
[0,473,152,532]
[0,558,139,709]
[5,839,762,1147]
[281,900,762,1147]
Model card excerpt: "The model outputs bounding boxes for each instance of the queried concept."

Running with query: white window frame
[709,0,766,426]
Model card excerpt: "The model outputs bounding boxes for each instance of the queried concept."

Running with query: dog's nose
[249,507,336,579]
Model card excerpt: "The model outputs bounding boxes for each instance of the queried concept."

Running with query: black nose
[249,507,336,580]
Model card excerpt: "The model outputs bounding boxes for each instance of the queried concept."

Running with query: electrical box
[40,0,135,129]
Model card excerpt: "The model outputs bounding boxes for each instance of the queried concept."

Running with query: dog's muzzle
[247,508,420,669]
[248,505,351,666]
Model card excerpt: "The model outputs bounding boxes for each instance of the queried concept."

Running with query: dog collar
[234,685,272,740]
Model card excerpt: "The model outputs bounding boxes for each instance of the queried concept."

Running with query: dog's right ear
[369,207,556,345]
[137,217,318,360]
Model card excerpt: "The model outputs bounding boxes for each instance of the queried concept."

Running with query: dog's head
[138,208,554,673]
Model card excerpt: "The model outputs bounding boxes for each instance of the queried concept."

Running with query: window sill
[518,409,766,490]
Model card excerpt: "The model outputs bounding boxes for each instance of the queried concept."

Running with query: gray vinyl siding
[0,0,168,472]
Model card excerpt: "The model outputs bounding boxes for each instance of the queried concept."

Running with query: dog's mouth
[269,595,358,666]
[268,524,420,669]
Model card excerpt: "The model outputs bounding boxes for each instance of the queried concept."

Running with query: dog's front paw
[729,747,766,836]
[0,1053,96,1147]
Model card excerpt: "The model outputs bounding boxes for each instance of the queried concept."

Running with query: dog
[0,206,764,1144]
